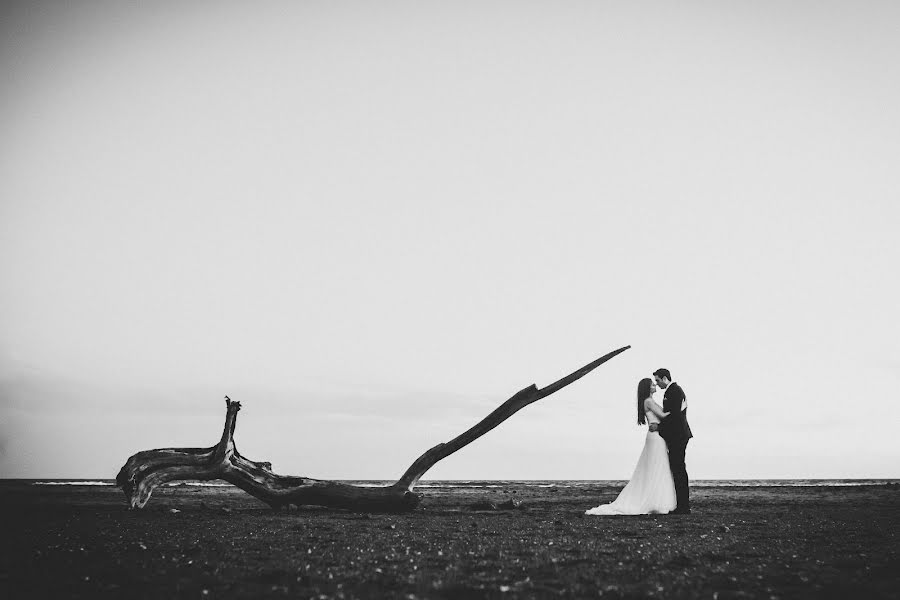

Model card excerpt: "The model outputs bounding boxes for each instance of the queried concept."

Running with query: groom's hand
[649,423,659,432]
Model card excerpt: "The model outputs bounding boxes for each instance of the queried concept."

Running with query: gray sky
[2,1,898,480]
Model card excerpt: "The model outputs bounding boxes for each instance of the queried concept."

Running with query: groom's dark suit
[657,382,692,513]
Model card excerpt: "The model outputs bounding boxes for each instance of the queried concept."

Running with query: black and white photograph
[1,1,898,598]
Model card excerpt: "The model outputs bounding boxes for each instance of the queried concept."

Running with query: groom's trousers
[668,439,690,511]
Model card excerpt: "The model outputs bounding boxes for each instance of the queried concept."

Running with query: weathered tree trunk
[117,345,629,511]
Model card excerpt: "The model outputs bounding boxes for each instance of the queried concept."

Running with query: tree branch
[117,346,630,511]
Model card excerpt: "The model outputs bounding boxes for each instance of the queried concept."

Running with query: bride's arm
[644,398,670,420]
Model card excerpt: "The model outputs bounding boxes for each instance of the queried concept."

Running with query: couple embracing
[586,368,693,516]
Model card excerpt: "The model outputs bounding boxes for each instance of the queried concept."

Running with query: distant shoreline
[9,478,900,488]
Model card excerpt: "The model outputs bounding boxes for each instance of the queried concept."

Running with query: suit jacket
[657,382,693,444]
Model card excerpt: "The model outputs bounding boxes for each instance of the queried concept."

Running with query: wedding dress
[585,407,677,515]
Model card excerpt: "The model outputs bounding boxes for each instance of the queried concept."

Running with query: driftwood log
[117,345,630,512]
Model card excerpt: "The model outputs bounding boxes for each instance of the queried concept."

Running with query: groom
[649,368,693,514]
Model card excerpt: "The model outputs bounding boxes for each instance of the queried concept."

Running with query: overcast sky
[2,1,898,480]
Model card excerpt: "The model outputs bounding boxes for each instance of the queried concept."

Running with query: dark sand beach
[1,481,898,599]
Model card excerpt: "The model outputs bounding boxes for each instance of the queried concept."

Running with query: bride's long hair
[636,378,653,425]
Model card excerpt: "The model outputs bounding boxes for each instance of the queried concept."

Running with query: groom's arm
[651,407,668,435]
[655,388,677,437]
[654,415,669,437]
[664,385,685,413]
[657,386,685,438]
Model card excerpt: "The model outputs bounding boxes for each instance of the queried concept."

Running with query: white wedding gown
[585,408,677,515]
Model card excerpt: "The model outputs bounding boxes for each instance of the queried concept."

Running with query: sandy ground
[1,481,898,599]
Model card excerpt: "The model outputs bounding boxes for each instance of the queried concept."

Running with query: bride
[586,378,677,515]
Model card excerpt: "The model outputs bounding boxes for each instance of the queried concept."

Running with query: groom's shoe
[671,508,691,515]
